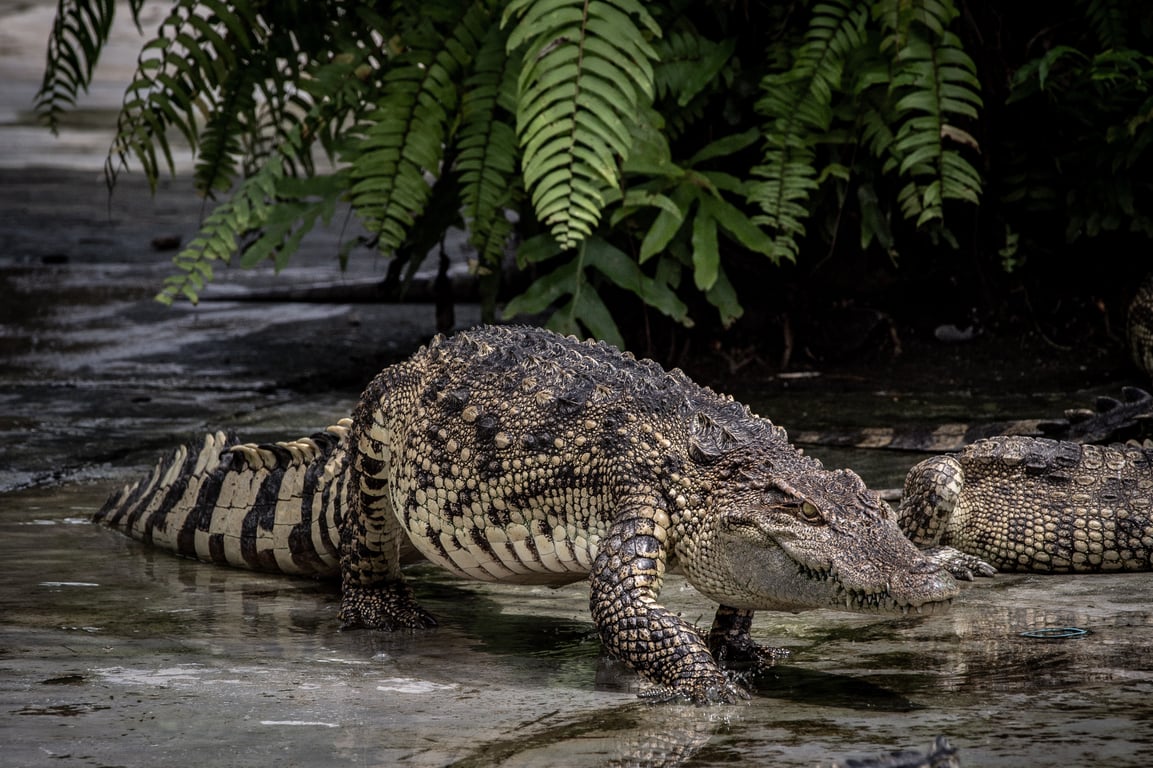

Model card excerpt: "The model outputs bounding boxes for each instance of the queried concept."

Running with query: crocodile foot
[709,634,790,671]
[920,545,997,581]
[639,671,751,705]
[707,605,790,671]
[339,582,439,630]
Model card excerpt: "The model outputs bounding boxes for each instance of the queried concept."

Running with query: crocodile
[1128,271,1153,379]
[802,269,1153,456]
[97,324,958,703]
[791,386,1153,452]
[897,435,1153,576]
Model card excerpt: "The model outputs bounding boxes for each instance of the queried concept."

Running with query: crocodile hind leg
[339,522,438,630]
[339,401,437,631]
[707,606,789,670]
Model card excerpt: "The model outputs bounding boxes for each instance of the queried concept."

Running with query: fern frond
[874,0,959,42]
[457,19,522,270]
[348,2,491,255]
[1077,0,1128,50]
[110,0,348,194]
[194,60,260,196]
[650,19,737,138]
[294,8,391,163]
[156,154,283,305]
[887,20,983,226]
[504,0,661,249]
[154,7,395,304]
[751,0,868,262]
[35,0,115,133]
[35,0,149,133]
[242,5,384,179]
[236,171,350,271]
[156,10,392,300]
[107,0,261,190]
[157,153,351,305]
[652,20,736,108]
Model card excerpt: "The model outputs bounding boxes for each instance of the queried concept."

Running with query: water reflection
[750,665,918,711]
[934,603,1153,694]
[442,701,725,768]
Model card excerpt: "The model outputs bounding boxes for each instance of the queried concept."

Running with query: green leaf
[503,255,582,317]
[639,202,689,263]
[584,237,689,323]
[698,193,774,258]
[687,128,760,166]
[622,105,681,177]
[691,209,719,290]
[615,190,683,222]
[569,288,625,349]
[702,261,743,328]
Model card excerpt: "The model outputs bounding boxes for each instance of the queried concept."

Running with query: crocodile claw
[711,638,791,672]
[639,673,751,705]
[920,546,997,581]
[339,583,439,630]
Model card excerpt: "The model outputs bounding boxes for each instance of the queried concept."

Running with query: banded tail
[95,420,354,577]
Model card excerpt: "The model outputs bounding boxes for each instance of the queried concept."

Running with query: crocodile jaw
[783,556,958,615]
[688,521,959,615]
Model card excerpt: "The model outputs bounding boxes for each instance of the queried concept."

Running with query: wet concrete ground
[3,2,1153,766]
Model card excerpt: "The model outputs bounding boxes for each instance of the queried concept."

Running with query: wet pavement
[4,2,1153,766]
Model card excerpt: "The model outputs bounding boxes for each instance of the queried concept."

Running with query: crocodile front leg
[707,606,789,670]
[590,512,745,704]
[898,455,997,581]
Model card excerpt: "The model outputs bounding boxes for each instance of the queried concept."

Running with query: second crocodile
[898,435,1153,576]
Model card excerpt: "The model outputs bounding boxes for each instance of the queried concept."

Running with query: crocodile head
[681,460,958,615]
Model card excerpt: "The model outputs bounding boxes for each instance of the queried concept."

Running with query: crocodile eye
[799,501,824,524]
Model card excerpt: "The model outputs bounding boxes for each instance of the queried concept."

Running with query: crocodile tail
[95,420,353,577]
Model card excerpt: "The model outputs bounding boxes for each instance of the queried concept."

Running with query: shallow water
[4,474,1153,766]
[3,227,1153,768]
[3,279,1153,766]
